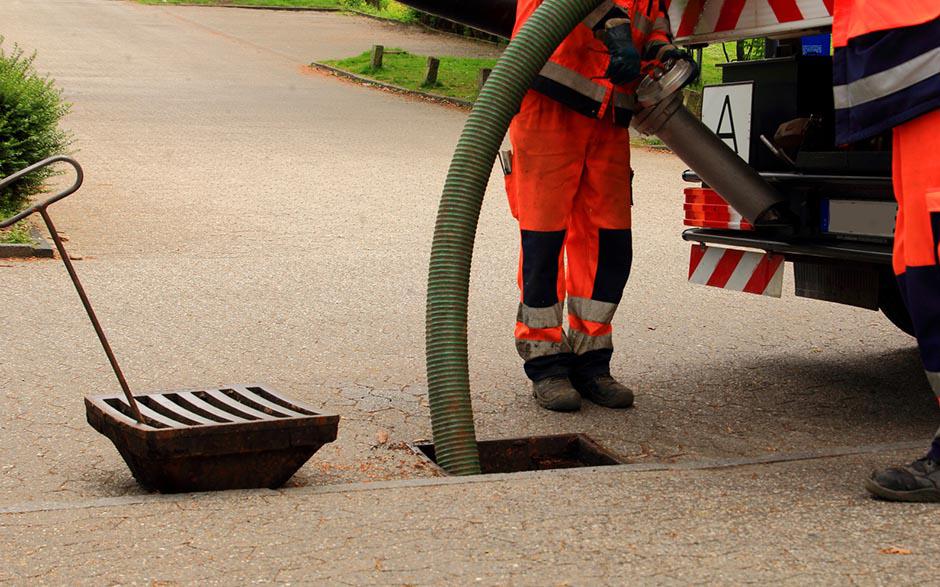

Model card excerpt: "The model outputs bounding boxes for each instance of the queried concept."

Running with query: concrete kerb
[0,439,924,516]
[310,61,475,109]
[155,3,504,47]
[0,227,54,259]
[162,3,343,12]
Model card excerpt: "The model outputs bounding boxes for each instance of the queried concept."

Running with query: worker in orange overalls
[505,0,696,411]
[832,1,940,501]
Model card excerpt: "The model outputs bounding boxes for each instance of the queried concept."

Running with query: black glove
[602,23,642,86]
[661,48,700,86]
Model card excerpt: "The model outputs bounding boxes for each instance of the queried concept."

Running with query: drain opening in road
[412,433,623,475]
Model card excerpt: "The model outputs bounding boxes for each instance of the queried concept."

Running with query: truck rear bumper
[682,228,893,265]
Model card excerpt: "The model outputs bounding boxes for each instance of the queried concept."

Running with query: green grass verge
[0,205,33,244]
[323,49,498,101]
[137,0,344,7]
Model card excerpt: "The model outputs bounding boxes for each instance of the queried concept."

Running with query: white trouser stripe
[723,250,762,291]
[568,331,613,355]
[517,302,564,329]
[568,297,618,324]
[928,371,940,396]
[689,247,724,285]
[516,338,571,360]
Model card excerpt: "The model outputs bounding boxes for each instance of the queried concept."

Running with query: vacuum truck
[403,0,912,335]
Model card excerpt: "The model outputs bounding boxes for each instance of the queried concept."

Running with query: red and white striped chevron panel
[666,0,833,43]
[689,245,785,297]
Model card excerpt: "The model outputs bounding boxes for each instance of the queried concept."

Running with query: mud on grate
[412,434,623,475]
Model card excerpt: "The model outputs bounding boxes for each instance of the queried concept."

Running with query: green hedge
[0,39,71,217]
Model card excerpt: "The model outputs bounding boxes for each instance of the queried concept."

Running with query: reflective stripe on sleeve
[568,296,618,324]
[516,338,572,361]
[632,12,654,36]
[567,330,613,355]
[538,62,608,104]
[582,0,618,30]
[928,370,940,397]
[834,46,940,108]
[517,302,564,329]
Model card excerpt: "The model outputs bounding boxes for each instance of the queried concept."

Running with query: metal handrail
[0,156,84,228]
[1,156,144,423]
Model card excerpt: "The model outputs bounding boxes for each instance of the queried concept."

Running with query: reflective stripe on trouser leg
[516,230,574,380]
[567,298,617,355]
[515,301,570,361]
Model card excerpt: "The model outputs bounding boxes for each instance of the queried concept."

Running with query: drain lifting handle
[0,156,144,423]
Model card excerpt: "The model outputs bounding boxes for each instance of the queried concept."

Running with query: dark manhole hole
[412,433,623,475]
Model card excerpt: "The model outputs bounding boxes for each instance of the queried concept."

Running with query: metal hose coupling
[632,60,793,229]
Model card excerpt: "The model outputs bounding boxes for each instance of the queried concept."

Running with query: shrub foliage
[0,38,71,216]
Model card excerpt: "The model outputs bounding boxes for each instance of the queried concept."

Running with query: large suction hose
[426,0,603,475]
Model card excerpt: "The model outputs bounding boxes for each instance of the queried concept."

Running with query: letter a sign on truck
[702,82,754,162]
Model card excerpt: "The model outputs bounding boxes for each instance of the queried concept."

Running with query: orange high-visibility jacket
[514,0,678,127]
[833,0,940,143]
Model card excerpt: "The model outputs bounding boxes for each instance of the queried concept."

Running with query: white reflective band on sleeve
[517,302,564,329]
[928,371,940,397]
[583,0,616,29]
[568,297,618,324]
[538,61,608,103]
[568,330,613,355]
[834,46,940,108]
[516,338,571,360]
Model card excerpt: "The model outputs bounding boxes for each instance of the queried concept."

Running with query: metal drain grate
[97,385,316,429]
[85,385,339,493]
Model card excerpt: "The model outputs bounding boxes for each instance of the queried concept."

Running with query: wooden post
[370,45,384,70]
[477,68,492,92]
[423,57,440,87]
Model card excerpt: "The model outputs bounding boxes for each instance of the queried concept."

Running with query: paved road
[1,0,937,583]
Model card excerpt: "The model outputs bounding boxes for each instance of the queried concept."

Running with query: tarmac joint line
[0,439,923,516]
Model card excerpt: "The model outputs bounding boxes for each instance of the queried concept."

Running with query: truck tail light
[684,187,754,231]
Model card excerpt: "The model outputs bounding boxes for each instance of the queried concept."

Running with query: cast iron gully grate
[412,434,623,475]
[85,384,339,493]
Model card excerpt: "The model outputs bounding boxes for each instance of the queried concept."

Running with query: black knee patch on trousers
[592,229,633,304]
[521,229,566,307]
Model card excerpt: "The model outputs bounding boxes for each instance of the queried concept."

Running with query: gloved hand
[661,48,700,86]
[602,22,642,86]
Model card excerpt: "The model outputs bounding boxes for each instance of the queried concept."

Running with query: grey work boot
[532,376,581,412]
[866,456,940,502]
[572,374,634,409]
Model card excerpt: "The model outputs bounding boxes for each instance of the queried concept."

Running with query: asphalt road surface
[1,1,937,583]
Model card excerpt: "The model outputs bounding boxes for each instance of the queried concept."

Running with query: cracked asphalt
[1,0,938,583]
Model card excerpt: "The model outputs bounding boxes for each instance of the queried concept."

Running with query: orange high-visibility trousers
[892,108,940,398]
[506,92,633,382]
